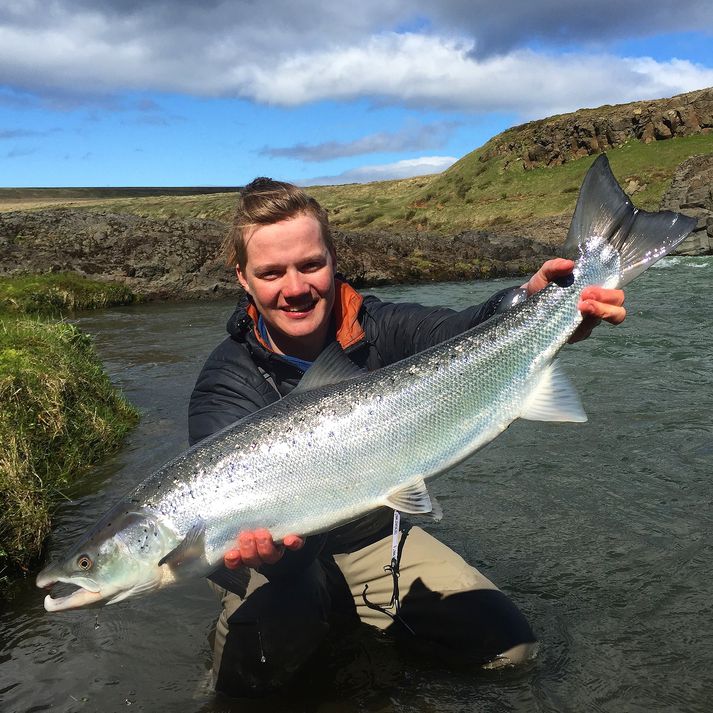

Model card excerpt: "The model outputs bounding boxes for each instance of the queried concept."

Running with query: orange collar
[246,278,365,353]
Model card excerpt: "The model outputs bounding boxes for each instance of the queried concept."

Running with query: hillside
[312,87,713,239]
[1,87,712,293]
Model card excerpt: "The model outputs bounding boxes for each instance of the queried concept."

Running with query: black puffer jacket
[188,282,519,574]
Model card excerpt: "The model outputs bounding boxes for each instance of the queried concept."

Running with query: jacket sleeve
[364,285,523,364]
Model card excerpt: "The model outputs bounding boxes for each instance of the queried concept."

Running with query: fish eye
[77,554,93,571]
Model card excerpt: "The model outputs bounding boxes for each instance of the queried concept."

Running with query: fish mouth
[37,572,104,612]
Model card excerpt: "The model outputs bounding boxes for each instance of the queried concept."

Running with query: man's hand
[523,258,626,343]
[224,529,305,570]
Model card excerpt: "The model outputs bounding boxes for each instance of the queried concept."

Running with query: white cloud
[299,155,458,185]
[0,2,712,119]
[241,35,713,118]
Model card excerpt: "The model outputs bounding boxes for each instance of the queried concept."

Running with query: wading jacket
[188,280,519,574]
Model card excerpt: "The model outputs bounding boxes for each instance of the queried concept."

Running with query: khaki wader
[210,525,537,696]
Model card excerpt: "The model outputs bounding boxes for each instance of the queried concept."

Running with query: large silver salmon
[37,156,696,611]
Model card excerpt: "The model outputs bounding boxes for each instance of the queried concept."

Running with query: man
[188,178,625,696]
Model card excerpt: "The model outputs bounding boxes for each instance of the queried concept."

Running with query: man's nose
[282,270,308,297]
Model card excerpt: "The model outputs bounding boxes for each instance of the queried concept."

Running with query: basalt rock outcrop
[0,209,552,298]
[660,153,713,255]
[333,229,550,285]
[0,209,235,299]
[481,87,713,170]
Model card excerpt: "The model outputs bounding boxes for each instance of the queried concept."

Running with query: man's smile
[281,301,316,315]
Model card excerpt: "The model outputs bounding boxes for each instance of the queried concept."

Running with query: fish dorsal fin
[158,519,207,570]
[207,564,251,596]
[292,341,364,394]
[382,479,442,519]
[520,361,587,423]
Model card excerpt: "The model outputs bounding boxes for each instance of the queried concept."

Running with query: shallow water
[2,256,713,712]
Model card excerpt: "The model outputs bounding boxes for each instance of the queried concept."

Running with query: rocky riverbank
[660,153,713,254]
[0,208,555,299]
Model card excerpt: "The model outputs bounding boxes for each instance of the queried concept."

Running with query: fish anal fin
[383,479,441,518]
[521,361,587,423]
[158,519,208,572]
[292,341,364,394]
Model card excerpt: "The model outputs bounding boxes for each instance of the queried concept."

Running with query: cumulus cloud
[0,1,712,118]
[261,122,459,161]
[240,35,713,117]
[299,155,458,185]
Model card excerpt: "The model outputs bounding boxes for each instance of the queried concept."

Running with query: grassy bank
[0,275,139,584]
[0,273,138,315]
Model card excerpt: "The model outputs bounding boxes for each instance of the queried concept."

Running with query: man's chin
[269,313,330,352]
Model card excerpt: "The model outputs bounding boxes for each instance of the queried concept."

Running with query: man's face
[236,213,336,358]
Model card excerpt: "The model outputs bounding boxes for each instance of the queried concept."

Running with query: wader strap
[257,366,279,395]
[361,510,415,635]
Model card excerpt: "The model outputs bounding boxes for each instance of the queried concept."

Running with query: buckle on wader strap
[360,510,415,635]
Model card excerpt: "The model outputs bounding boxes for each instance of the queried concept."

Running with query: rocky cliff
[482,87,713,170]
[660,153,713,255]
[0,209,551,298]
[0,210,234,299]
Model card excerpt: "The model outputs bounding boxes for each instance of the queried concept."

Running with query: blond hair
[223,177,333,269]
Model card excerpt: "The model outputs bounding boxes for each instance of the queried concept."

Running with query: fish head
[37,507,176,612]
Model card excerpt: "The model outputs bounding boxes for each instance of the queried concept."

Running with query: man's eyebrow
[252,262,282,273]
[253,254,327,272]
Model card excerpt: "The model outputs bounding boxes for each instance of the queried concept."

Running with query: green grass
[0,273,139,316]
[313,133,713,234]
[0,275,139,582]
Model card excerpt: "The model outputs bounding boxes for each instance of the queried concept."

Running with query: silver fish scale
[126,248,619,564]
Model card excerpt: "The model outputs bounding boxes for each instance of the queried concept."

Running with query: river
[2,256,713,712]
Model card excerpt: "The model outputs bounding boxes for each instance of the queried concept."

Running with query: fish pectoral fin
[158,519,208,572]
[207,564,251,597]
[520,361,588,423]
[383,479,442,518]
[291,341,365,394]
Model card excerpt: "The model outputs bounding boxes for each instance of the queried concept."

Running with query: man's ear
[236,264,249,292]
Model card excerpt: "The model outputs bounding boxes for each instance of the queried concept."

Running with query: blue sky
[1,1,712,187]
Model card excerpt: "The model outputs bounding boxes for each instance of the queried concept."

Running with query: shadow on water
[3,257,713,712]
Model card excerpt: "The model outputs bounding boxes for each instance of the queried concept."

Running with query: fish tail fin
[562,154,697,288]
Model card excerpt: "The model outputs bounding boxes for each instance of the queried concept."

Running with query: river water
[2,257,713,713]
